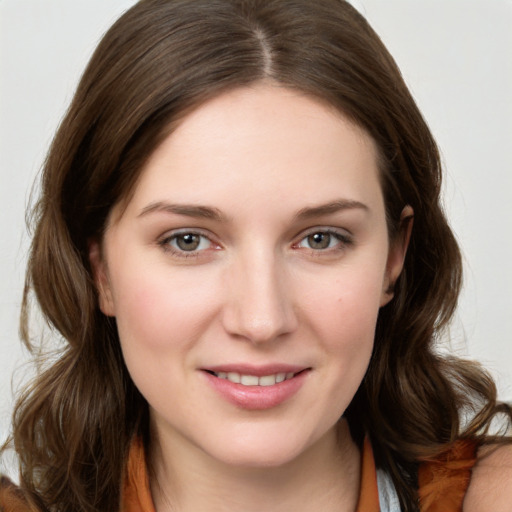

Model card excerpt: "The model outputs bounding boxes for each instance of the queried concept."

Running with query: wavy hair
[4,0,511,510]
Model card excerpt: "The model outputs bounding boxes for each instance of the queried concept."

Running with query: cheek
[301,263,385,392]
[284,270,382,434]
[110,262,219,356]
[109,263,223,412]
[304,263,386,343]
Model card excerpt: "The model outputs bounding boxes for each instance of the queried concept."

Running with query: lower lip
[203,370,309,410]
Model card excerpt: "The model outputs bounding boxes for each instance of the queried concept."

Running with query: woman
[1,0,511,511]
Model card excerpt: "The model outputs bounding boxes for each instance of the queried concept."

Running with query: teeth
[214,371,297,386]
[227,372,240,384]
[259,375,276,386]
[240,375,259,386]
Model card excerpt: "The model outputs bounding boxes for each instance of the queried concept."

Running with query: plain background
[1,0,511,474]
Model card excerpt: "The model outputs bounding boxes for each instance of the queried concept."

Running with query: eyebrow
[294,199,369,221]
[138,202,228,222]
[138,198,368,223]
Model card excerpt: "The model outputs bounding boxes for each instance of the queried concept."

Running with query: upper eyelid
[156,226,352,247]
[157,229,220,253]
[294,226,353,240]
[159,227,215,241]
[156,231,219,261]
[293,227,354,250]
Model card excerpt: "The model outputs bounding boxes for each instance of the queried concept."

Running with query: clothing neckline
[121,436,380,512]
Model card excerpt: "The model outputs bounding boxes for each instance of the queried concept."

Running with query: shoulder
[463,442,512,512]
[0,475,32,512]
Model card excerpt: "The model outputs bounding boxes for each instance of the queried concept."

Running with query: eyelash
[158,230,217,258]
[294,228,353,254]
[157,228,353,258]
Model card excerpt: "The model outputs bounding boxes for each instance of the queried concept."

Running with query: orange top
[418,438,478,512]
[121,437,380,512]
[0,437,478,511]
[0,476,34,512]
[355,437,380,512]
[122,438,156,512]
[121,437,476,512]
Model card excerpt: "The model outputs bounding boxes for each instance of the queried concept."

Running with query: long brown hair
[4,0,511,510]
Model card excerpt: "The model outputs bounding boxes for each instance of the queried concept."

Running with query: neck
[149,420,361,512]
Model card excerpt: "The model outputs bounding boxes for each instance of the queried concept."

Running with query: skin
[464,443,512,512]
[91,83,411,511]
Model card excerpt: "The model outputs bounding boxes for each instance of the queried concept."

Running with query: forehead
[115,83,383,222]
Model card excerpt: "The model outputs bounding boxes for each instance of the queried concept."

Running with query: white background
[1,0,511,472]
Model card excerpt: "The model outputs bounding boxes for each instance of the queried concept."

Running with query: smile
[210,371,297,386]
[203,368,310,410]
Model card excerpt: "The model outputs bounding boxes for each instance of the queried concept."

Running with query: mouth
[204,369,307,387]
[202,366,310,409]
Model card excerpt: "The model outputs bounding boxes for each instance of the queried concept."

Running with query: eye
[296,230,352,251]
[160,232,213,253]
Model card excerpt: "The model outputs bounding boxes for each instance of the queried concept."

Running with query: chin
[214,446,305,469]
[201,428,323,470]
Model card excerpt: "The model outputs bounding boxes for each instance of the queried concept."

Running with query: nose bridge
[222,244,296,343]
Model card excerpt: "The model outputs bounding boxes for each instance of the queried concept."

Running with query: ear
[380,205,414,306]
[88,240,116,316]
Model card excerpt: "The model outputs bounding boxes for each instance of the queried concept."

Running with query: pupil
[309,232,330,249]
[177,234,200,251]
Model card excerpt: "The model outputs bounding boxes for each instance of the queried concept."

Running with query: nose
[221,248,298,344]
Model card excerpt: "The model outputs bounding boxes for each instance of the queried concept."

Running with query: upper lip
[202,364,309,376]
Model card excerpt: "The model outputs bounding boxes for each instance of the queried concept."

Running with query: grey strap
[376,468,401,512]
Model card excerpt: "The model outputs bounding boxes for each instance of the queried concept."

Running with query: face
[92,84,408,469]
